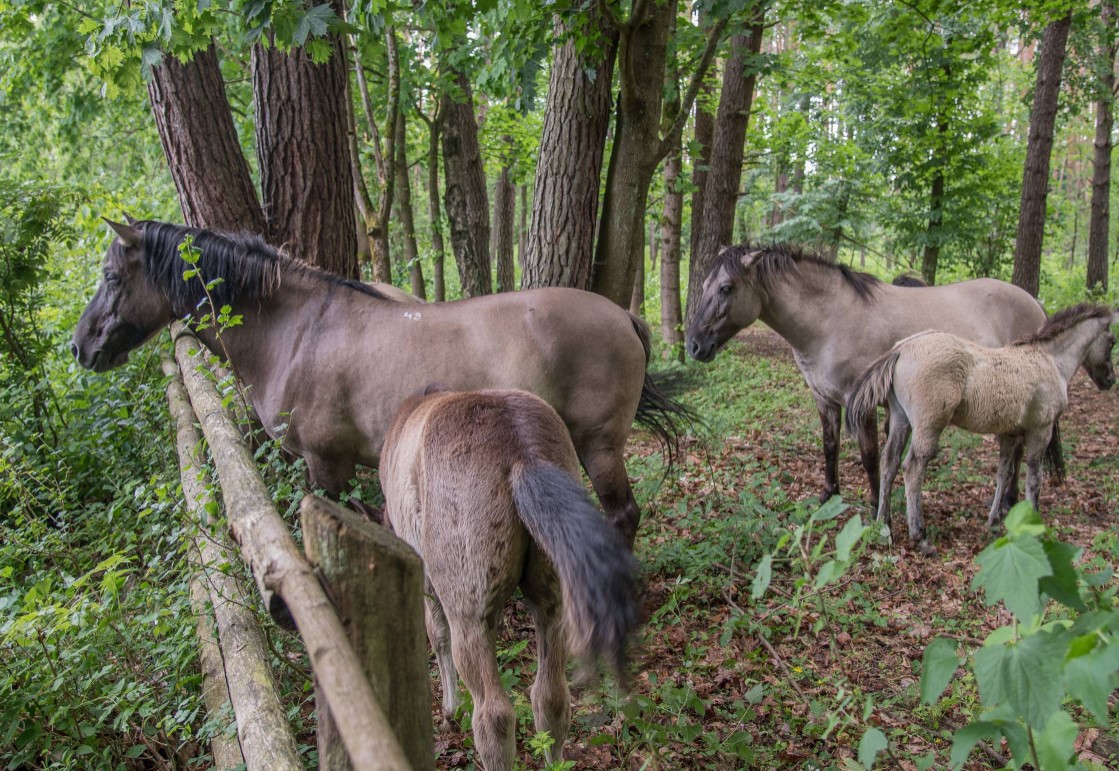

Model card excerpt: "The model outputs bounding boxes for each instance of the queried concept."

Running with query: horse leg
[877,401,910,541]
[450,612,515,771]
[856,410,881,510]
[424,582,459,731]
[522,555,570,763]
[1023,428,1051,512]
[988,435,1019,528]
[580,445,640,549]
[902,430,939,556]
[1003,438,1024,511]
[815,397,841,502]
[304,452,382,524]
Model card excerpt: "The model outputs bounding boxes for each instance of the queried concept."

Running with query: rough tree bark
[252,24,358,278]
[147,44,266,233]
[395,110,426,299]
[660,27,684,361]
[1012,13,1073,297]
[492,159,517,292]
[1088,0,1116,294]
[440,69,491,297]
[522,11,619,289]
[687,15,767,317]
[690,86,715,262]
[420,108,447,301]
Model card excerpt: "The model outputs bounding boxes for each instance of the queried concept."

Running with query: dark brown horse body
[381,388,638,770]
[72,220,687,543]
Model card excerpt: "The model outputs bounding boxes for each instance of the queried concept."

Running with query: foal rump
[845,348,902,435]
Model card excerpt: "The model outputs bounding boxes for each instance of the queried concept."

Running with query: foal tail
[845,349,901,435]
[1045,418,1066,485]
[629,312,697,470]
[511,463,640,679]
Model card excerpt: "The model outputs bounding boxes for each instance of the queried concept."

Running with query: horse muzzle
[685,335,718,363]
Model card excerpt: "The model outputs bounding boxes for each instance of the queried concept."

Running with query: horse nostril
[70,343,78,359]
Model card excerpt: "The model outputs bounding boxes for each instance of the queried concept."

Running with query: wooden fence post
[301,495,435,771]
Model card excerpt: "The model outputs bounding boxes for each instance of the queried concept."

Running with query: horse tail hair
[1044,418,1066,486]
[845,349,901,435]
[510,463,640,680]
[628,312,697,471]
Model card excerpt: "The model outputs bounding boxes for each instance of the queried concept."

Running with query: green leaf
[1004,501,1045,537]
[293,4,335,45]
[835,515,868,562]
[811,495,848,522]
[1038,539,1085,611]
[920,637,961,705]
[814,559,844,590]
[857,726,887,769]
[750,554,772,600]
[972,535,1052,621]
[949,721,998,770]
[973,629,1065,729]
[1065,640,1119,724]
[1033,710,1078,771]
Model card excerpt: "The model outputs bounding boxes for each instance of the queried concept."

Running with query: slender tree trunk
[147,44,266,233]
[395,110,426,299]
[1088,0,1116,293]
[344,46,377,270]
[649,217,659,271]
[518,184,528,272]
[690,86,715,262]
[592,0,676,306]
[687,15,767,317]
[440,69,491,297]
[1012,13,1073,297]
[629,249,645,315]
[921,115,950,284]
[424,111,446,301]
[661,147,685,361]
[252,20,357,277]
[492,160,516,292]
[522,12,619,289]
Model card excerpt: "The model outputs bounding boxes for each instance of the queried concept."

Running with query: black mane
[1014,303,1112,346]
[136,221,385,316]
[713,243,881,301]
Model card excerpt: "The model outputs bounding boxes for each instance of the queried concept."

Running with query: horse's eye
[104,271,121,287]
[719,284,733,296]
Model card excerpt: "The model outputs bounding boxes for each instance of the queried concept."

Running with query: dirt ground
[429,326,1119,770]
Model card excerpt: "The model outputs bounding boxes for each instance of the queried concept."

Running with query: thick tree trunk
[493,161,516,292]
[690,89,715,262]
[1088,0,1116,294]
[661,147,684,361]
[425,112,447,302]
[687,17,766,317]
[440,69,491,297]
[592,0,675,306]
[1012,13,1073,297]
[147,45,266,233]
[252,26,357,278]
[395,111,426,299]
[522,13,618,289]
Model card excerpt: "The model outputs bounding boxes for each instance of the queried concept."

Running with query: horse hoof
[440,715,455,734]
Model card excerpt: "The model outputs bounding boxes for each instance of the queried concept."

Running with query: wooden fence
[163,322,434,770]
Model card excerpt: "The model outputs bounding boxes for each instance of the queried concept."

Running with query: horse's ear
[122,213,139,226]
[102,217,141,247]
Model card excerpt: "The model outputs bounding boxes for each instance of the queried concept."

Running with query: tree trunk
[661,146,685,361]
[690,87,715,263]
[649,217,659,271]
[687,16,767,317]
[493,161,516,292]
[518,184,528,273]
[147,44,266,233]
[522,12,618,289]
[395,110,426,299]
[1012,13,1073,297]
[592,0,676,306]
[921,105,950,285]
[425,111,447,302]
[1088,0,1116,294]
[440,69,491,297]
[252,23,357,278]
[344,46,377,269]
[629,249,645,315]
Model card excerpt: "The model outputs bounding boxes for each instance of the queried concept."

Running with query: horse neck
[1035,319,1105,383]
[757,262,861,352]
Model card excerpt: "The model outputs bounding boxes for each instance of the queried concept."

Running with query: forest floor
[428,326,1119,771]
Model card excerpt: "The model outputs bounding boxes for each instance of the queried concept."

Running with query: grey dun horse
[685,244,1046,508]
[71,219,689,544]
[381,387,639,771]
[846,304,1117,554]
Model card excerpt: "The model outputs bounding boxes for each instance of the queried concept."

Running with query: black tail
[511,463,640,679]
[1044,418,1066,485]
[628,313,697,470]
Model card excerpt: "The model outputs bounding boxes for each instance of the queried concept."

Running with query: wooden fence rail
[165,323,433,770]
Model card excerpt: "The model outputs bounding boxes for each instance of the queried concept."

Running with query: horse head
[71,218,174,371]
[685,246,764,362]
[1082,311,1119,390]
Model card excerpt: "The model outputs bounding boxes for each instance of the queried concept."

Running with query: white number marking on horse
[403,311,422,321]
